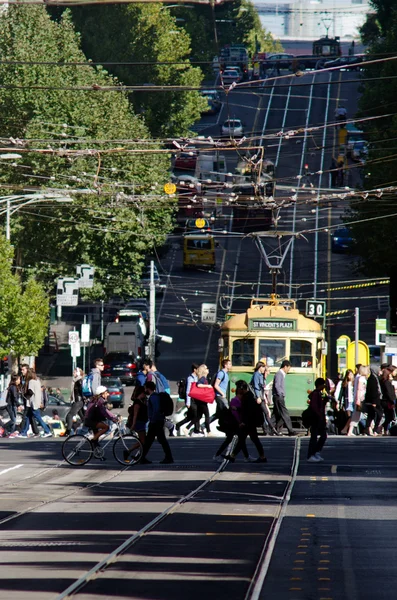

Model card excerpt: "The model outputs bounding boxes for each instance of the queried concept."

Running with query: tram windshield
[290,340,312,368]
[232,338,255,366]
[258,339,286,367]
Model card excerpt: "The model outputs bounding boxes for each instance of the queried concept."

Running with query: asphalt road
[1,436,397,599]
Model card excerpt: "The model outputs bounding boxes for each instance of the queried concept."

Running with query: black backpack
[159,392,174,417]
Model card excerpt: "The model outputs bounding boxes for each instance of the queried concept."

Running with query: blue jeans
[21,407,51,435]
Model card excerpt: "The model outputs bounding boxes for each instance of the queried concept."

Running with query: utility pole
[148,260,156,359]
[355,307,359,366]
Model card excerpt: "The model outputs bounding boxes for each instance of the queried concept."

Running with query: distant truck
[104,312,147,358]
[219,45,249,80]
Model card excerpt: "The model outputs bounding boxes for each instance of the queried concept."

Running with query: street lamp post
[0,193,73,240]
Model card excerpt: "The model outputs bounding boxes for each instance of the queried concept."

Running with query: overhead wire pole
[288,73,315,298]
[313,71,332,298]
[148,260,156,360]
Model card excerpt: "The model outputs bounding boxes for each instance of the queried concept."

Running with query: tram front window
[290,340,312,368]
[258,339,286,367]
[232,339,255,366]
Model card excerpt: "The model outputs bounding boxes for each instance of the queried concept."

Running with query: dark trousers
[65,400,84,433]
[234,426,264,458]
[20,406,39,435]
[6,404,17,433]
[216,431,247,458]
[272,395,294,434]
[308,419,327,458]
[195,400,210,433]
[177,401,197,430]
[210,396,228,423]
[365,404,383,432]
[143,421,173,460]
[383,406,395,433]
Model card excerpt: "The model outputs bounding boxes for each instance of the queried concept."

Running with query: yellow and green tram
[219,297,325,421]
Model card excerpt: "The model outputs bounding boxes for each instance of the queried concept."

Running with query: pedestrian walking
[65,368,85,435]
[210,359,231,423]
[250,362,277,435]
[307,378,327,463]
[82,358,104,398]
[127,385,148,446]
[176,363,198,436]
[348,364,368,436]
[19,370,52,438]
[192,364,212,436]
[272,360,295,436]
[364,368,383,436]
[146,361,170,394]
[335,369,354,434]
[380,367,396,435]
[135,359,150,387]
[225,381,267,463]
[213,383,253,463]
[141,381,174,464]
[5,375,21,436]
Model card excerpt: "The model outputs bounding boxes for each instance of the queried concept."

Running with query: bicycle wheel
[113,434,143,466]
[62,434,93,466]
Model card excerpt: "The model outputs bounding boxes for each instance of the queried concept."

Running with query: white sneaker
[244,455,257,463]
[307,455,321,463]
[191,432,204,437]
[41,432,53,438]
[179,425,188,437]
[202,430,208,438]
[315,453,324,461]
[213,454,223,463]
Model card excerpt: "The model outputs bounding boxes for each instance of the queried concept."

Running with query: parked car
[323,56,363,71]
[221,69,240,85]
[42,395,72,421]
[264,53,294,70]
[331,227,354,253]
[124,298,149,319]
[201,90,221,115]
[101,376,125,408]
[103,352,138,385]
[140,264,166,295]
[174,149,198,171]
[221,118,244,137]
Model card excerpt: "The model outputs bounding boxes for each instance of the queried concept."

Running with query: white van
[104,320,146,358]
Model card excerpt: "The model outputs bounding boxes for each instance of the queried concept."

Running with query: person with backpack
[19,370,53,438]
[147,362,170,394]
[65,368,85,435]
[176,363,198,436]
[141,381,174,464]
[82,358,104,399]
[135,359,150,388]
[210,359,231,424]
[84,385,119,446]
[6,374,21,436]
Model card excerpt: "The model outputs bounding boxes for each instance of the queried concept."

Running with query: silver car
[221,119,244,137]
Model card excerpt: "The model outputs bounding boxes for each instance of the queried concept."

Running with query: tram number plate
[306,301,326,318]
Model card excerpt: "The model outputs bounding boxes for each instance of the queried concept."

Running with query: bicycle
[62,422,144,467]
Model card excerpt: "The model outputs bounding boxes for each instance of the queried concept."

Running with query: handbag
[189,382,215,404]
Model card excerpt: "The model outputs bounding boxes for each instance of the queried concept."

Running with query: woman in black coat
[364,369,383,435]
[227,381,267,463]
[380,368,396,435]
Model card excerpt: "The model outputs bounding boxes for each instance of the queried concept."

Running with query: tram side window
[232,339,255,366]
[258,340,286,367]
[290,340,312,368]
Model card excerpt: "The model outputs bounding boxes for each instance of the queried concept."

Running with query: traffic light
[0,356,9,376]
[304,163,309,174]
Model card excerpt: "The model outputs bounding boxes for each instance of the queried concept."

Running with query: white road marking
[0,464,23,477]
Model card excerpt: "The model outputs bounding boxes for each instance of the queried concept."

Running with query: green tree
[0,6,175,298]
[69,4,206,137]
[347,1,397,274]
[0,234,49,358]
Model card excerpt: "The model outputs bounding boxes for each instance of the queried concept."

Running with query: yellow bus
[183,234,216,269]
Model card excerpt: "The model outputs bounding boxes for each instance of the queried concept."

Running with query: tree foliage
[0,235,49,357]
[0,6,175,299]
[69,4,207,137]
[347,1,397,274]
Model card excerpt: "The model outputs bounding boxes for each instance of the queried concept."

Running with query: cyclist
[84,385,119,445]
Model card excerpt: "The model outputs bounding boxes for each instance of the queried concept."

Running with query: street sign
[70,341,81,358]
[164,182,176,195]
[385,335,397,355]
[68,331,79,345]
[201,303,217,324]
[375,318,387,346]
[305,300,326,318]
[56,278,79,306]
[81,323,90,344]
[76,264,95,289]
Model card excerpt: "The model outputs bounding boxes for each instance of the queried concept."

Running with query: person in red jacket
[307,378,327,463]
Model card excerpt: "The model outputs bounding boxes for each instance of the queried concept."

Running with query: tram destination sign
[250,319,296,331]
